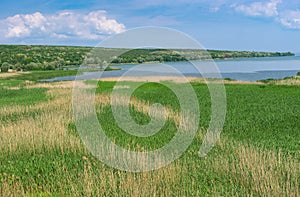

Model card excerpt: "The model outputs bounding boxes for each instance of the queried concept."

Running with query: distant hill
[0,45,295,71]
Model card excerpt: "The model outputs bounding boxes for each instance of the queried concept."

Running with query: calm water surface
[43,56,300,82]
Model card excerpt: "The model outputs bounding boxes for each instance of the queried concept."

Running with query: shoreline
[98,76,263,84]
[109,55,297,66]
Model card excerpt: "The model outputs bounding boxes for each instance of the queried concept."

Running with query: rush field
[0,71,299,196]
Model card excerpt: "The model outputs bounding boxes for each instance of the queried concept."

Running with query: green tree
[45,62,55,70]
[1,62,12,72]
[25,62,39,70]
[56,59,66,70]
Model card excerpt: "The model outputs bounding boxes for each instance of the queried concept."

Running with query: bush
[45,64,55,70]
[1,62,12,72]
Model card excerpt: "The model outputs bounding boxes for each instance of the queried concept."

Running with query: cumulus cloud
[231,0,300,29]
[4,12,46,38]
[278,10,300,29]
[233,0,282,17]
[1,10,126,40]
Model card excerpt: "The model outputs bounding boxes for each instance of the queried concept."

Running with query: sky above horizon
[1,0,300,52]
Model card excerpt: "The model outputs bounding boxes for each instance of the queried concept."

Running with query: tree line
[0,45,295,72]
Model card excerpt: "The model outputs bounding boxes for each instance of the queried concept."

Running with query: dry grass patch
[0,72,29,78]
[0,86,84,153]
[271,76,300,86]
[213,140,299,196]
[25,81,75,89]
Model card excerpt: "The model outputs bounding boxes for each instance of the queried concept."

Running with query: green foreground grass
[0,72,299,196]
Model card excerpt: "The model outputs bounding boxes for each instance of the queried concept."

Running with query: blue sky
[1,0,300,52]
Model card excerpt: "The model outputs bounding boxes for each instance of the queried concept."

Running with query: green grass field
[0,71,299,196]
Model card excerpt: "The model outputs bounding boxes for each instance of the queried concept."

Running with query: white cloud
[278,10,300,29]
[86,11,125,34]
[233,0,282,17]
[232,0,300,29]
[1,10,126,40]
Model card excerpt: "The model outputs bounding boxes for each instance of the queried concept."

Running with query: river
[43,56,300,82]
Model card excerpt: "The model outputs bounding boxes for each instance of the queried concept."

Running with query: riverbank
[98,75,264,85]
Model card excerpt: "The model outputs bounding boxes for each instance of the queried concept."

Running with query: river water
[43,56,300,82]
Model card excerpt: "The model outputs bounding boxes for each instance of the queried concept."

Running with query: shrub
[1,62,12,72]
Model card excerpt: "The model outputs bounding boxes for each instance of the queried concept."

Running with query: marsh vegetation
[0,71,299,196]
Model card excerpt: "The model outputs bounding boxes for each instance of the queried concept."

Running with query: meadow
[0,71,299,196]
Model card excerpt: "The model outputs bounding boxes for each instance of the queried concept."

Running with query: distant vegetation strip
[0,45,294,72]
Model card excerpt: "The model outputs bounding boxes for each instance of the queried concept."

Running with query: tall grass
[0,80,299,196]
